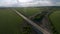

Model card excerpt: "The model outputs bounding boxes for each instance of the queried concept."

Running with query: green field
[0,8,41,34]
[15,7,45,17]
[0,9,24,34]
[49,11,60,34]
[16,7,60,34]
[0,7,60,34]
[14,7,60,34]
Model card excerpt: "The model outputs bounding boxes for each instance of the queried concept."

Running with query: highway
[29,10,53,32]
[12,9,52,34]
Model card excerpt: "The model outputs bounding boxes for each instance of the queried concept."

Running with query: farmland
[15,7,46,17]
[15,7,60,34]
[0,8,24,34]
[0,8,42,34]
[49,10,60,34]
[0,6,60,34]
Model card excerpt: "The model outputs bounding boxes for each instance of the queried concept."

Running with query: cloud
[0,0,17,7]
[0,0,55,7]
[55,2,60,6]
[19,0,53,7]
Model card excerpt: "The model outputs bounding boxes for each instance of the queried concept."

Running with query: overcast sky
[0,0,60,7]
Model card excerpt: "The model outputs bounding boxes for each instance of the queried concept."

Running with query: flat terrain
[15,7,60,34]
[0,8,40,34]
[15,7,45,17]
[0,7,60,34]
[0,8,24,34]
[49,11,60,34]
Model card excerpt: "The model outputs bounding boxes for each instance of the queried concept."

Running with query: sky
[0,0,60,7]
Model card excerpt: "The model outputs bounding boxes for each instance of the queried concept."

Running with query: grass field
[15,7,60,34]
[0,8,40,34]
[15,7,45,17]
[49,11,60,34]
[0,8,24,34]
[0,7,45,34]
[0,7,60,34]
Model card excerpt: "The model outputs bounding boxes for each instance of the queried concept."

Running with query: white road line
[12,9,52,34]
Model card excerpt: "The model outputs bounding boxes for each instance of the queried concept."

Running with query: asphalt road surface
[12,9,52,34]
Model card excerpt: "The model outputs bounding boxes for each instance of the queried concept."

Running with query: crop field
[15,7,46,17]
[0,8,42,34]
[15,7,60,34]
[0,8,25,34]
[0,7,60,34]
[49,10,60,34]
